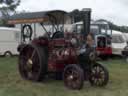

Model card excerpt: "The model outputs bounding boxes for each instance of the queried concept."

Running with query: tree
[0,0,20,26]
[0,0,20,11]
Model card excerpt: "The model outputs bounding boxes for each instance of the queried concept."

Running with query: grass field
[0,57,128,96]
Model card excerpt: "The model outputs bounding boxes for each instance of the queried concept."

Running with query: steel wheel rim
[90,65,105,86]
[19,46,41,80]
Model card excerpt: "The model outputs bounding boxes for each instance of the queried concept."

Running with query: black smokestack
[81,8,91,37]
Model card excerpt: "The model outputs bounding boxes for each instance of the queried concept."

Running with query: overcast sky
[16,0,128,26]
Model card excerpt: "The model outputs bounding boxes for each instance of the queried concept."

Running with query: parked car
[112,30,127,55]
[123,33,128,42]
[122,44,128,62]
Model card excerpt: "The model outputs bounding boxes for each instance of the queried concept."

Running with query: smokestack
[81,8,91,37]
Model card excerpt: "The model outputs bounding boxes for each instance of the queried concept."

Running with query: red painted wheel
[63,64,84,90]
[89,63,109,86]
[18,44,47,81]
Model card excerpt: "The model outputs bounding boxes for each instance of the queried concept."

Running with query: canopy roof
[8,10,69,24]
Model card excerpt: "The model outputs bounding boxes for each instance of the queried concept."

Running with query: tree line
[0,0,20,26]
[70,9,128,33]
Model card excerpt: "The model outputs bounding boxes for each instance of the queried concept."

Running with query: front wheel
[89,63,109,86]
[63,64,84,90]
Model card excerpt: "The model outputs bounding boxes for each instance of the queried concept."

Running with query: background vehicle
[8,9,109,90]
[123,33,128,42]
[0,27,20,56]
[122,32,128,61]
[73,20,112,59]
[122,45,128,62]
[112,30,127,55]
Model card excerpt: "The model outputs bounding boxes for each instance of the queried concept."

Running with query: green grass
[0,57,128,96]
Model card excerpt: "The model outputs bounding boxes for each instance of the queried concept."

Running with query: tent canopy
[8,10,69,24]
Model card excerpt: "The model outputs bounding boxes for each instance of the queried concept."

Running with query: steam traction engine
[8,9,109,90]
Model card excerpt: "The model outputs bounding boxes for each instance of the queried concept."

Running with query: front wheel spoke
[72,82,77,88]
[67,80,72,87]
[71,69,75,75]
[99,67,103,72]
[99,71,105,75]
[92,69,96,74]
[100,73,105,78]
[96,66,100,73]
[91,76,95,81]
[98,79,104,85]
[99,78,104,84]
[94,78,98,84]
[72,71,78,78]
[93,67,98,74]
[97,78,103,85]
[96,80,99,85]
[100,77,105,81]
[75,79,80,86]
[65,74,70,79]
[66,70,72,75]
[96,79,101,85]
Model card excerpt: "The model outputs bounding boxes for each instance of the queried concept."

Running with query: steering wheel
[51,31,64,39]
[22,24,33,42]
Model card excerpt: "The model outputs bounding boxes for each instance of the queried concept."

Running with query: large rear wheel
[63,64,84,90]
[18,44,47,81]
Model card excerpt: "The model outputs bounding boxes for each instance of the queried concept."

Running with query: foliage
[97,19,128,33]
[0,0,20,11]
[0,0,20,26]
